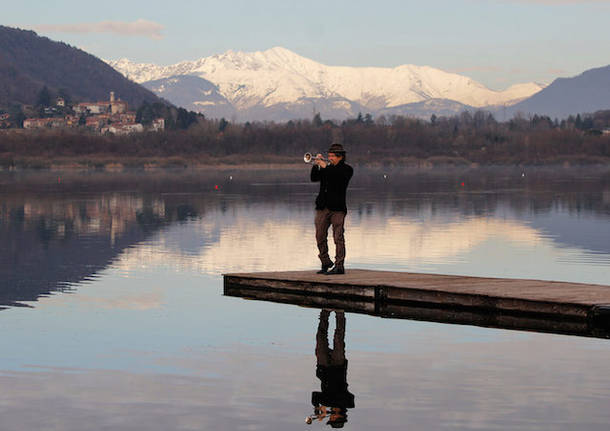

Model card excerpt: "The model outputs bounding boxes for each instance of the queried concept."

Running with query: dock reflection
[306,310,355,427]
[223,282,610,340]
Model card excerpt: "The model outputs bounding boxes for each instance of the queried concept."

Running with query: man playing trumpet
[310,144,353,275]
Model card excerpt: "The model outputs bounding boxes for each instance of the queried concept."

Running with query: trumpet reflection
[306,309,355,428]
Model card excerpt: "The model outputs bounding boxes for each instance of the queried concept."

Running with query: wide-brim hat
[328,143,346,154]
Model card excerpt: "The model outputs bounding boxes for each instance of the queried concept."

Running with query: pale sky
[5,0,610,90]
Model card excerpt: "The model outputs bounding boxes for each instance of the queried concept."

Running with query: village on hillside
[21,91,164,135]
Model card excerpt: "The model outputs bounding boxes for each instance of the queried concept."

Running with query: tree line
[1,109,609,167]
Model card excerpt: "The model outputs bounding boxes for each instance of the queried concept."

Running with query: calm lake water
[1,166,610,430]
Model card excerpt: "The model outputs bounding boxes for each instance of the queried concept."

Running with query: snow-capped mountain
[107,47,545,120]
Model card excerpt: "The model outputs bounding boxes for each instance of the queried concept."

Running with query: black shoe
[326,266,345,275]
[316,262,334,274]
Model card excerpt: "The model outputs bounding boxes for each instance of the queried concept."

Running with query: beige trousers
[315,209,346,268]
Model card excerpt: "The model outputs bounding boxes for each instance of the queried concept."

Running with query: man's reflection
[306,309,355,428]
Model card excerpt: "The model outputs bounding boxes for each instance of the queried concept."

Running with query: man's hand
[317,406,328,421]
[315,153,327,168]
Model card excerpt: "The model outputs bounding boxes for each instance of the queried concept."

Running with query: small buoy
[460,182,465,187]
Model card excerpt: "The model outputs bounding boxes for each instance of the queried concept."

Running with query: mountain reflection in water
[1,167,609,308]
[0,192,196,307]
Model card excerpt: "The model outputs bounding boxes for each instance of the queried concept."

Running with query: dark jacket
[310,160,353,212]
[311,362,355,409]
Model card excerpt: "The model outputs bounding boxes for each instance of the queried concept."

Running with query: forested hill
[0,25,163,108]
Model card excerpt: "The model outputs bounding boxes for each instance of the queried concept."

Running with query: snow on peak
[106,47,544,109]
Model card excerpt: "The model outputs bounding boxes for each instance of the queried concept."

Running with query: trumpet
[304,152,329,164]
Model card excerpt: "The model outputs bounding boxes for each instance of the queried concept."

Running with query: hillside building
[85,114,111,129]
[111,112,135,123]
[74,92,128,115]
[151,118,165,131]
[65,115,79,127]
[24,117,67,129]
[0,113,11,128]
[20,91,165,134]
[101,123,144,135]
[109,91,128,114]
[74,102,109,115]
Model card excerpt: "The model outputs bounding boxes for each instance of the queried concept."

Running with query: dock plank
[224,269,610,320]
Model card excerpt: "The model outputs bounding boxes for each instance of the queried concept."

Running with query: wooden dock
[224,270,610,339]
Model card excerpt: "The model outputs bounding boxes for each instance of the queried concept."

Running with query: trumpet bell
[304,152,328,164]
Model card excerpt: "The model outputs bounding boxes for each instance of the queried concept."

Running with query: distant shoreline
[1,155,610,171]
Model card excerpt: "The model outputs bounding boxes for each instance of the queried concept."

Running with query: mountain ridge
[107,47,545,120]
[506,64,610,119]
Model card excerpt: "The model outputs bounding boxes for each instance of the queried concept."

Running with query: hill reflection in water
[1,167,609,308]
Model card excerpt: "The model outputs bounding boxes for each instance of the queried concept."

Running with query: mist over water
[1,167,609,430]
